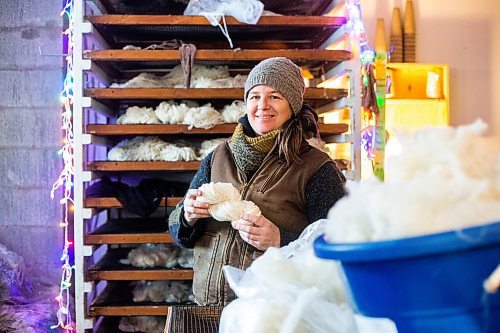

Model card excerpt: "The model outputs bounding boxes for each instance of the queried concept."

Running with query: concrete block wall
[0,0,64,283]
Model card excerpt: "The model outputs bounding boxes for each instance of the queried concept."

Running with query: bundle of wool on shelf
[110,64,246,89]
[117,106,160,124]
[199,138,227,160]
[119,316,165,333]
[107,136,197,162]
[221,100,246,123]
[197,182,261,223]
[132,280,194,303]
[119,244,193,269]
[325,120,500,242]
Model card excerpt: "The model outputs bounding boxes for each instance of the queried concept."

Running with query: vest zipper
[258,160,285,193]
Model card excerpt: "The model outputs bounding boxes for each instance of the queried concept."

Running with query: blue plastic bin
[314,221,500,333]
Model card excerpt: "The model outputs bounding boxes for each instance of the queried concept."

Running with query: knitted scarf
[229,117,279,178]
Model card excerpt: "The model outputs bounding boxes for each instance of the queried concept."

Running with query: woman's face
[246,85,293,135]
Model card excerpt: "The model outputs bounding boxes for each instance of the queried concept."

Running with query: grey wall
[0,1,64,282]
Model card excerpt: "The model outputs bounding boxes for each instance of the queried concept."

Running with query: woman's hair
[278,105,320,165]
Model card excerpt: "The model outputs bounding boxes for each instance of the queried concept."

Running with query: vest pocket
[193,231,221,305]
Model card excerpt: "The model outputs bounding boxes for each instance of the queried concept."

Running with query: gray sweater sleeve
[168,151,213,248]
[279,161,346,246]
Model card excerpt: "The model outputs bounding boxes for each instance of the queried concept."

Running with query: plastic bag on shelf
[184,0,264,47]
[184,0,264,25]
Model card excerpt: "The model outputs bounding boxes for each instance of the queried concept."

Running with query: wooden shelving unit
[73,0,361,331]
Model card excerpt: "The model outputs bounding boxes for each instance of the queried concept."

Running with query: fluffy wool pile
[110,64,247,88]
[116,99,246,129]
[325,120,500,242]
[119,316,165,333]
[107,136,226,162]
[119,244,193,268]
[197,182,261,223]
[131,280,194,303]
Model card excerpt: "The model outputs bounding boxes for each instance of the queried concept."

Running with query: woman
[168,57,346,306]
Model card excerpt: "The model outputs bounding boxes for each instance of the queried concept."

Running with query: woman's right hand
[183,189,210,226]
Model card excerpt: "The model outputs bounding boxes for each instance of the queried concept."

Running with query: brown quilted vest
[193,140,332,306]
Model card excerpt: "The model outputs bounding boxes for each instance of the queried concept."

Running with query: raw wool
[209,199,261,223]
[198,138,227,160]
[107,136,165,161]
[107,136,197,162]
[219,220,356,333]
[196,182,262,222]
[119,316,165,333]
[325,120,500,242]
[110,72,169,88]
[168,64,231,87]
[221,100,246,123]
[160,144,197,162]
[116,106,161,124]
[183,103,223,129]
[154,100,193,124]
[197,182,241,204]
[131,281,194,303]
[119,244,193,269]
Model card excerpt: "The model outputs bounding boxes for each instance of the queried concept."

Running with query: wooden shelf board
[87,249,193,281]
[85,88,348,101]
[87,15,347,27]
[87,269,193,281]
[87,124,236,135]
[85,197,182,208]
[84,49,351,62]
[87,161,200,171]
[89,282,193,316]
[86,123,349,136]
[85,218,172,245]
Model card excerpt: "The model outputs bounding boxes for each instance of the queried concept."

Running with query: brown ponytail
[278,105,320,165]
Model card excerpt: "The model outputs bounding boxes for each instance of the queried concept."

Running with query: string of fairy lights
[46,0,378,331]
[50,0,75,331]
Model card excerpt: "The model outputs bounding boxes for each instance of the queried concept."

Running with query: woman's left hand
[231,214,280,251]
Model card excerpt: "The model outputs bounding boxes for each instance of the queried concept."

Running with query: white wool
[210,200,261,222]
[183,103,223,129]
[196,182,263,222]
[325,120,500,242]
[154,100,188,124]
[119,243,192,268]
[197,182,241,204]
[108,136,199,162]
[110,72,169,88]
[198,138,227,160]
[232,74,248,87]
[132,281,193,303]
[160,145,197,161]
[177,248,194,268]
[117,106,161,124]
[107,136,165,161]
[119,316,165,333]
[222,100,246,123]
[165,64,231,87]
[122,44,142,50]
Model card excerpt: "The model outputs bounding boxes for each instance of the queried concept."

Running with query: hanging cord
[204,13,234,48]
[179,43,197,87]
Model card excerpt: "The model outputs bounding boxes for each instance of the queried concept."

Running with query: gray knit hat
[244,57,305,115]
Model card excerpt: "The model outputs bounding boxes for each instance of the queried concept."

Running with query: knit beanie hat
[244,57,305,116]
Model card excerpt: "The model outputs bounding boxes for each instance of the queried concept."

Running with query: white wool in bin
[325,120,500,242]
